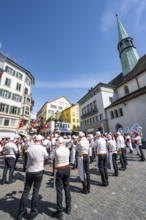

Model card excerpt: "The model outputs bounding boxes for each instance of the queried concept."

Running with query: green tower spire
[116,15,139,76]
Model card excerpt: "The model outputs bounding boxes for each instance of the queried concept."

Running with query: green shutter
[18,108,20,115]
[6,105,9,113]
[9,92,11,99]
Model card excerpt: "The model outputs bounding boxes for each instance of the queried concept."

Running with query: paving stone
[0,148,146,219]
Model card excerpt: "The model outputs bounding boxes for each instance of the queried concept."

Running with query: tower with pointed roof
[116,15,139,76]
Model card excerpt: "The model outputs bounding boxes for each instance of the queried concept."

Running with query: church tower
[116,15,139,76]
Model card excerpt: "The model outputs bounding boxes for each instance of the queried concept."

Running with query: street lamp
[54,110,59,132]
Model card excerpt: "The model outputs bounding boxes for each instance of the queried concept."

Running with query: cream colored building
[37,96,71,136]
[0,52,35,137]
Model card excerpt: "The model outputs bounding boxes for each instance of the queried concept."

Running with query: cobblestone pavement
[0,148,146,220]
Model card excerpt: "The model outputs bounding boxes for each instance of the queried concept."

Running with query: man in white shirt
[17,135,48,220]
[94,131,109,187]
[2,136,18,184]
[132,131,145,161]
[116,132,127,170]
[76,132,90,194]
[51,136,71,220]
[106,134,118,176]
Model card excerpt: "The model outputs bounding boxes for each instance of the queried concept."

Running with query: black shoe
[119,168,125,171]
[9,179,16,184]
[30,210,39,220]
[87,188,90,193]
[80,189,88,194]
[52,211,63,220]
[17,210,27,220]
[66,207,71,215]
[113,173,119,177]
[139,158,145,161]
[98,183,107,187]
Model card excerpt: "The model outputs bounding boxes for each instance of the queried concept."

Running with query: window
[24,87,28,95]
[96,115,98,121]
[0,89,11,98]
[58,106,63,110]
[0,117,3,125]
[25,107,30,115]
[4,119,9,126]
[16,83,21,91]
[73,119,75,122]
[25,78,30,86]
[109,97,112,103]
[48,110,54,114]
[114,110,118,118]
[16,71,23,80]
[124,85,129,95]
[12,94,22,102]
[72,112,75,116]
[99,114,103,120]
[10,106,20,115]
[10,119,16,126]
[118,108,123,116]
[110,111,114,119]
[5,78,11,87]
[50,104,57,109]
[5,66,15,76]
[0,103,9,113]
[93,100,97,110]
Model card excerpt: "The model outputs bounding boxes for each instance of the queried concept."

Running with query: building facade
[105,16,146,141]
[61,104,80,132]
[78,16,146,141]
[78,83,114,134]
[0,52,35,137]
[36,96,71,136]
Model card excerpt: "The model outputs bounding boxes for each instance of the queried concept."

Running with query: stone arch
[115,123,123,131]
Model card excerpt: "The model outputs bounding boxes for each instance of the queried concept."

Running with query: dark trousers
[139,145,145,161]
[120,148,127,169]
[18,170,43,215]
[112,153,119,176]
[15,152,20,168]
[82,156,90,192]
[98,155,108,185]
[2,157,16,183]
[23,152,28,171]
[56,167,71,213]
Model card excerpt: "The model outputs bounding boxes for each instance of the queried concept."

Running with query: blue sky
[0,0,146,117]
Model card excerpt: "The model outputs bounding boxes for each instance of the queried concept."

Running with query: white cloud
[101,0,146,32]
[34,72,113,89]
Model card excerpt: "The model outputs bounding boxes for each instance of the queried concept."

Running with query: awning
[0,131,16,138]
[58,129,72,133]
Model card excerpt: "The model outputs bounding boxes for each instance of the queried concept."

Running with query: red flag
[18,119,24,128]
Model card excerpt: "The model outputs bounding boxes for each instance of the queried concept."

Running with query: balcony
[81,108,98,119]
[23,94,32,106]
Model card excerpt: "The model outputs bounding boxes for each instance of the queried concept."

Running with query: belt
[79,154,88,157]
[55,165,69,170]
[98,153,107,156]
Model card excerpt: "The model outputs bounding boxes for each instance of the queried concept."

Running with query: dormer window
[124,85,129,95]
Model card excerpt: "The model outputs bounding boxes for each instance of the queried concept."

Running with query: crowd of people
[0,128,145,220]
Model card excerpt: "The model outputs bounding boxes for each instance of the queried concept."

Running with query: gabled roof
[108,54,146,87]
[37,96,71,114]
[78,82,114,103]
[106,86,146,109]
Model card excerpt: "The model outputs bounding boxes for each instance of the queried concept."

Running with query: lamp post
[54,110,59,132]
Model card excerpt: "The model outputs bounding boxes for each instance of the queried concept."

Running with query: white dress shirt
[27,144,48,172]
